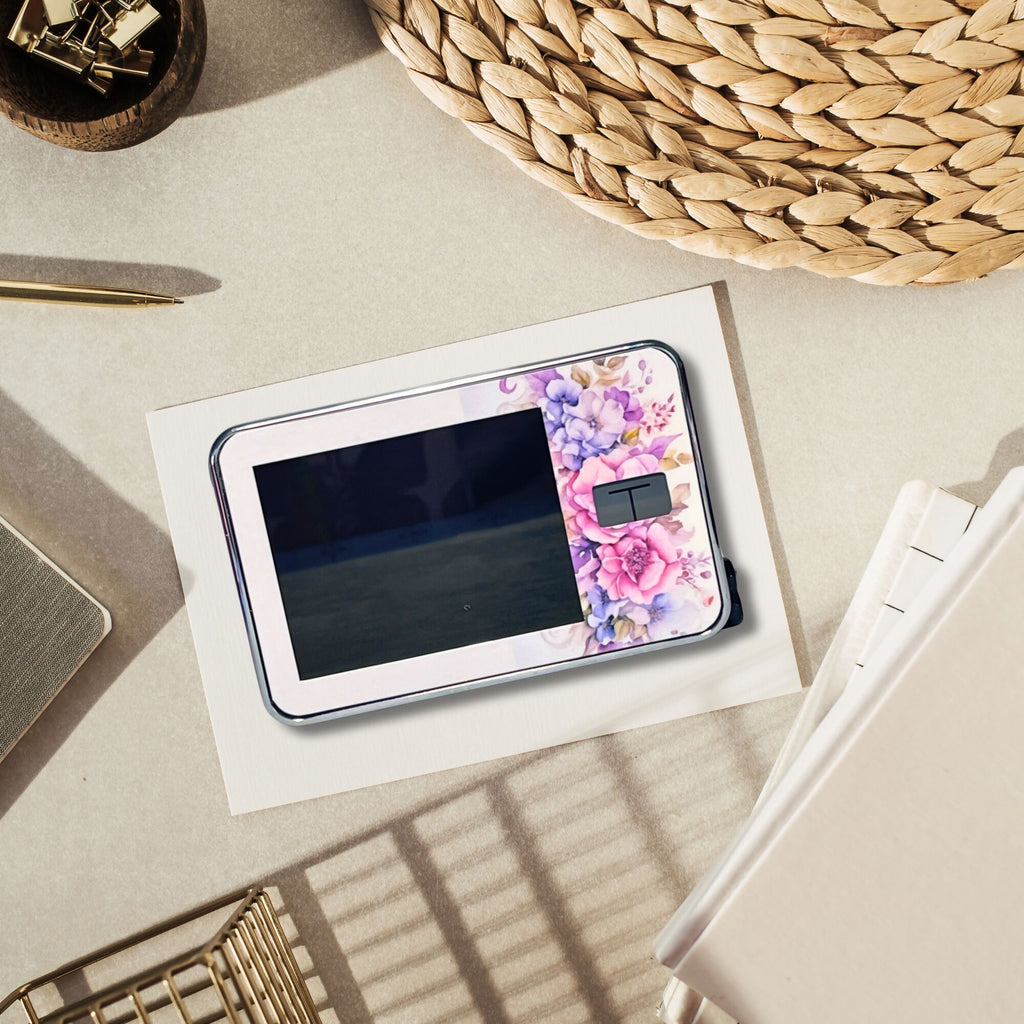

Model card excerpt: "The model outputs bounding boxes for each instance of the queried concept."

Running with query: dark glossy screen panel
[254,408,582,679]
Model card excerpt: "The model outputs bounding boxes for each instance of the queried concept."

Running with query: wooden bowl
[0,0,206,151]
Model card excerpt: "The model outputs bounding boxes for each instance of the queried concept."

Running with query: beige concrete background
[1,1,1023,1019]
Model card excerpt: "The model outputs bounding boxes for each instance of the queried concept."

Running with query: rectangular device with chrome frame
[210,341,738,724]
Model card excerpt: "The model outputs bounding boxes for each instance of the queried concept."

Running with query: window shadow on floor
[272,697,794,1023]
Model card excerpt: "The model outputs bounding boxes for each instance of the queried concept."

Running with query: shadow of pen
[0,255,221,298]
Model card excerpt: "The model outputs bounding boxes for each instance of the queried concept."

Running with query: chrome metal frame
[209,340,735,725]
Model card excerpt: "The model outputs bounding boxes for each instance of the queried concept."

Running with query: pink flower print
[596,523,684,605]
[564,450,662,543]
[641,395,677,438]
[677,548,713,590]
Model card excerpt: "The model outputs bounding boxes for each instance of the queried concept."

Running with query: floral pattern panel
[478,346,724,655]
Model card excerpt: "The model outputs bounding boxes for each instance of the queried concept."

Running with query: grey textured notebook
[0,515,111,762]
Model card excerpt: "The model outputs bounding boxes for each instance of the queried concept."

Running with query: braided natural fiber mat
[367,0,1024,283]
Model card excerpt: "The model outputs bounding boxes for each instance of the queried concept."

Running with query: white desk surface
[2,3,1022,1019]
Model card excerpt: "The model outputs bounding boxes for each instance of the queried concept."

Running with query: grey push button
[592,472,672,527]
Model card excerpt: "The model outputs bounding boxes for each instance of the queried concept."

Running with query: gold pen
[0,279,183,307]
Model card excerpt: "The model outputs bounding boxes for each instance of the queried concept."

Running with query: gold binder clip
[7,0,162,94]
[7,0,46,47]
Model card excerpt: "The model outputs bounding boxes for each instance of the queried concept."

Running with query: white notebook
[656,468,1024,1023]
[659,480,978,1024]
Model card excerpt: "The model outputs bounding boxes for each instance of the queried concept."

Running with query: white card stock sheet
[148,287,801,814]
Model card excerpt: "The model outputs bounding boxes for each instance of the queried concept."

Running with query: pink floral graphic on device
[596,523,684,604]
[491,348,722,653]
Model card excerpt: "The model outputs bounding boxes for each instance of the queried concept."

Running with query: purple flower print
[636,591,705,642]
[586,586,623,645]
[542,377,583,432]
[634,433,681,460]
[552,389,626,470]
[511,368,567,405]
[604,386,643,424]
[571,538,601,590]
[529,368,562,389]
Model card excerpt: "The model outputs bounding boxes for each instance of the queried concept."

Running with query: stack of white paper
[657,469,1024,1024]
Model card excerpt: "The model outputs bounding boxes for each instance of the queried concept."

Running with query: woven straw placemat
[367,0,1024,283]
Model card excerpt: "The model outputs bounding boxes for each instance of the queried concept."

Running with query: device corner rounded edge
[259,678,313,727]
[208,422,244,481]
[633,338,688,373]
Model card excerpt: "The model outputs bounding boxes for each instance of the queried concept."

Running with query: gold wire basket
[0,889,321,1024]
